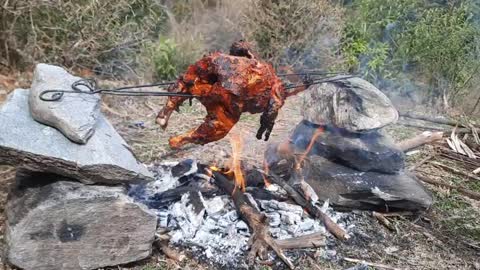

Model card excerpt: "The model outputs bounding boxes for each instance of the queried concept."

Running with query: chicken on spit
[156,41,289,149]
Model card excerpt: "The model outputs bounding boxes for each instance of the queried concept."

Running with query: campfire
[128,131,350,268]
[0,58,435,269]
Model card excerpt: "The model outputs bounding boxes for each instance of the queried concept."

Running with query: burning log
[267,171,349,240]
[211,171,294,269]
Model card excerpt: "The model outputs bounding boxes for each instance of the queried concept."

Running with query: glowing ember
[296,127,324,169]
[210,166,221,172]
[230,133,246,192]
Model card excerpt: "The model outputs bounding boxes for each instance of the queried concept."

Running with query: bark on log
[397,131,444,152]
[267,172,349,240]
[276,231,326,249]
[212,171,294,269]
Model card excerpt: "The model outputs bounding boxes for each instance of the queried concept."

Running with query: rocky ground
[0,77,479,270]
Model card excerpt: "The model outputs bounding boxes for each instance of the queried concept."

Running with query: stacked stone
[279,77,432,212]
[0,64,157,270]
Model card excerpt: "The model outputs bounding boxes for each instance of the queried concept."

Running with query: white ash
[129,162,351,267]
[165,193,249,266]
[163,193,348,266]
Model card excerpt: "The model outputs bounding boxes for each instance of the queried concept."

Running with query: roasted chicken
[156,41,288,149]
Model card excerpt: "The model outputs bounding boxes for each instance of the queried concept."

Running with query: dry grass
[0,0,167,78]
[242,0,345,69]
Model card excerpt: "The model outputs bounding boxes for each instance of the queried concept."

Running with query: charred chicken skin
[156,41,286,149]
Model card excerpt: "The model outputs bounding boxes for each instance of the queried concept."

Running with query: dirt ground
[0,80,479,270]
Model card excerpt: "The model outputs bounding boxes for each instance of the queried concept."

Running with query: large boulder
[29,64,100,144]
[302,77,398,132]
[0,89,153,184]
[302,156,432,212]
[6,171,158,270]
[290,120,405,174]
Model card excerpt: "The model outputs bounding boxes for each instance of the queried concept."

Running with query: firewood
[397,131,444,152]
[154,239,185,262]
[372,211,395,231]
[416,173,480,201]
[275,231,326,249]
[212,171,294,269]
[267,171,349,240]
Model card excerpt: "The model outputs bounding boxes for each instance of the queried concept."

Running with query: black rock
[301,155,433,212]
[291,120,405,174]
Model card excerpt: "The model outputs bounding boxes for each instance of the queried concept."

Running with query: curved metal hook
[39,78,98,102]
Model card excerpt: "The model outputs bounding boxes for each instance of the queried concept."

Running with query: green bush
[145,35,204,80]
[342,0,480,106]
[149,38,178,80]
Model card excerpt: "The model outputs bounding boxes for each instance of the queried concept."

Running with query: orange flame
[209,166,221,172]
[296,127,324,169]
[230,133,246,192]
[262,159,271,188]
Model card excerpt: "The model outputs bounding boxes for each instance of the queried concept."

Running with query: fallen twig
[343,257,402,270]
[397,131,444,152]
[154,233,185,262]
[400,112,470,128]
[397,122,470,133]
[429,161,480,181]
[409,154,435,171]
[156,241,185,262]
[372,211,395,231]
[416,173,480,201]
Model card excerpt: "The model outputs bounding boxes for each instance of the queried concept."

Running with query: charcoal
[300,155,433,212]
[172,159,197,178]
[291,120,405,174]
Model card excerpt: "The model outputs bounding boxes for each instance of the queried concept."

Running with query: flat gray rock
[303,76,398,132]
[6,172,157,270]
[29,64,100,144]
[0,89,153,184]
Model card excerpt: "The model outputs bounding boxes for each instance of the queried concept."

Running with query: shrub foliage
[342,0,480,106]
